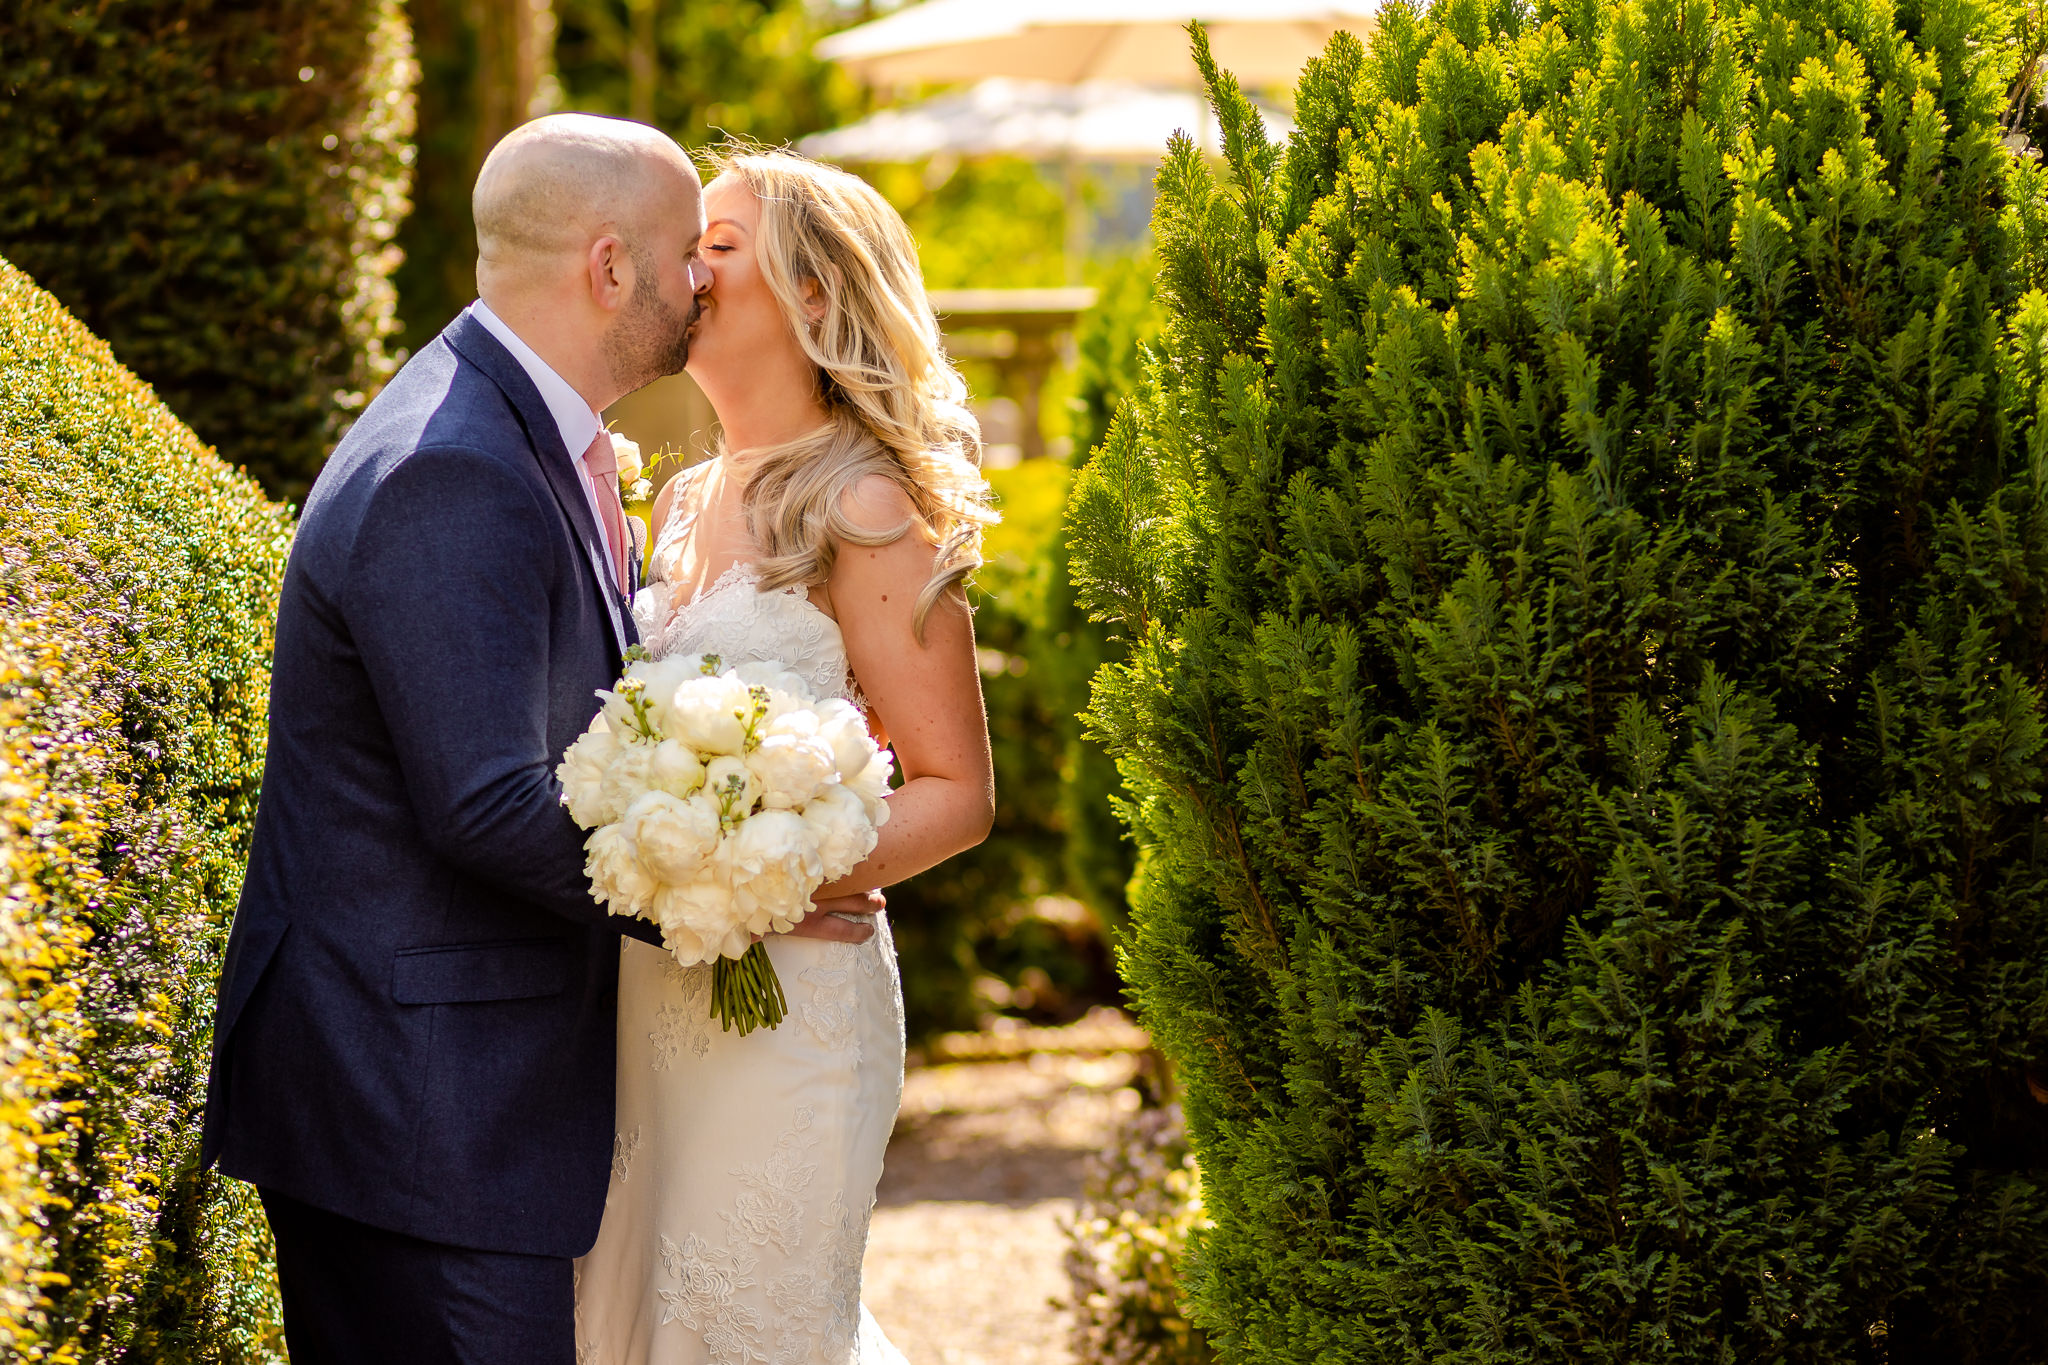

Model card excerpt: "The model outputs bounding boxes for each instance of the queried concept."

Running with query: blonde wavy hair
[704,146,994,636]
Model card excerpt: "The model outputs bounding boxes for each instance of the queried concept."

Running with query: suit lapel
[444,312,634,658]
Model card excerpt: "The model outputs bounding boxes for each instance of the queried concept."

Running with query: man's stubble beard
[603,255,697,395]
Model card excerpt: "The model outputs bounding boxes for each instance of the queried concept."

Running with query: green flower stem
[710,942,787,1036]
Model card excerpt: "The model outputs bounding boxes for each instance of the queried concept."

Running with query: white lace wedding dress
[574,484,908,1365]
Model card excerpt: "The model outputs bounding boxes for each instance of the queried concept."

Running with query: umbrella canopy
[795,78,1293,164]
[816,0,1382,90]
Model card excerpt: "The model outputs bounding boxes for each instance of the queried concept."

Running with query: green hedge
[1,258,290,1361]
[0,0,416,504]
[1072,1,2048,1357]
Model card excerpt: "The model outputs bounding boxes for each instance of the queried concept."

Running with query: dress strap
[649,460,716,579]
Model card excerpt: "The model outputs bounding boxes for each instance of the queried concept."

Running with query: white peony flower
[732,659,813,703]
[726,808,825,934]
[622,789,722,882]
[845,750,895,826]
[584,822,656,917]
[597,737,657,818]
[747,731,837,810]
[653,862,751,964]
[623,655,710,740]
[645,738,705,799]
[556,719,622,828]
[801,783,879,882]
[761,687,810,727]
[660,651,720,680]
[669,674,754,755]
[702,754,762,823]
[765,707,820,740]
[814,698,877,780]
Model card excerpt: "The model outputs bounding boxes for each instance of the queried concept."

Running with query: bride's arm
[818,477,996,895]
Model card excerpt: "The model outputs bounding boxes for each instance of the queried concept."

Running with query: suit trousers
[261,1188,575,1365]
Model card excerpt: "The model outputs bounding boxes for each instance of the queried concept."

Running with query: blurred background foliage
[891,249,1164,1037]
[0,0,417,505]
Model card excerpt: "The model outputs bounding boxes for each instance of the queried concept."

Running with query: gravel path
[861,1045,1144,1365]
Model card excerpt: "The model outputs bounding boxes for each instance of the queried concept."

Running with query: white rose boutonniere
[609,432,653,504]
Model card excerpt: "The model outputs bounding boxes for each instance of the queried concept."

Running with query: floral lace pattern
[648,1105,868,1365]
[650,964,714,1070]
[724,1107,820,1254]
[634,563,853,708]
[659,1233,764,1360]
[796,948,859,1057]
[798,920,894,1062]
[613,1126,643,1182]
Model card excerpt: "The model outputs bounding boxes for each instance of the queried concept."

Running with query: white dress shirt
[468,300,623,592]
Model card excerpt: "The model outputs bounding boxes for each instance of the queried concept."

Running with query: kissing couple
[201,114,997,1364]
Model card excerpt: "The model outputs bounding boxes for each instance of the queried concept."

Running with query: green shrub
[0,0,416,504]
[1070,3,2048,1358]
[1,258,291,1362]
[1062,1102,1213,1365]
[554,0,858,147]
[392,0,498,357]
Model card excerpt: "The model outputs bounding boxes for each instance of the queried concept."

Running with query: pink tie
[580,432,629,591]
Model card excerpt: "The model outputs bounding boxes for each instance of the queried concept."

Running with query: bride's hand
[778,888,884,944]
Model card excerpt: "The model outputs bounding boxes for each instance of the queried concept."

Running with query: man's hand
[781,888,884,944]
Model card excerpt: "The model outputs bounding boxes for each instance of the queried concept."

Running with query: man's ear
[588,235,630,311]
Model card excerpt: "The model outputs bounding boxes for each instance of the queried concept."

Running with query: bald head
[474,113,699,275]
[469,114,709,411]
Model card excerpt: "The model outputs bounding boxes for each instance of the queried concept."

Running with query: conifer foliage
[1069,1,2048,1356]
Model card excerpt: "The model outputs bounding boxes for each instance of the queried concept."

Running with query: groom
[202,115,876,1364]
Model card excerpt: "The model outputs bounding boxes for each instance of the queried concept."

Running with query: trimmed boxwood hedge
[0,0,416,505]
[1,257,290,1361]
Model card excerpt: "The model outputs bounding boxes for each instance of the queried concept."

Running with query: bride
[573,148,997,1363]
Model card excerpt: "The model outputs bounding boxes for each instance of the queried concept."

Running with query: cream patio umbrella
[795,77,1293,163]
[816,0,1382,92]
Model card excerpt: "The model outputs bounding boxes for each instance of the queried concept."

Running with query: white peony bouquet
[557,646,892,1034]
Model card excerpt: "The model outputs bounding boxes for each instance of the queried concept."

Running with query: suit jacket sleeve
[344,443,638,933]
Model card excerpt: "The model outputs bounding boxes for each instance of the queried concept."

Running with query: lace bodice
[630,478,854,704]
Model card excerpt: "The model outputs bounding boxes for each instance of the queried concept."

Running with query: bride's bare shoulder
[833,472,919,541]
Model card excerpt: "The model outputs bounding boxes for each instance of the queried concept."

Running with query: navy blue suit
[204,310,661,1360]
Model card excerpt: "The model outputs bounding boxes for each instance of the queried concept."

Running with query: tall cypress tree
[1069,0,2048,1357]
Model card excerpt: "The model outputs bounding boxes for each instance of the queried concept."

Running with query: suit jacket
[203,310,661,1259]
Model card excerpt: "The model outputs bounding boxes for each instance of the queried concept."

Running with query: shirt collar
[468,300,604,462]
